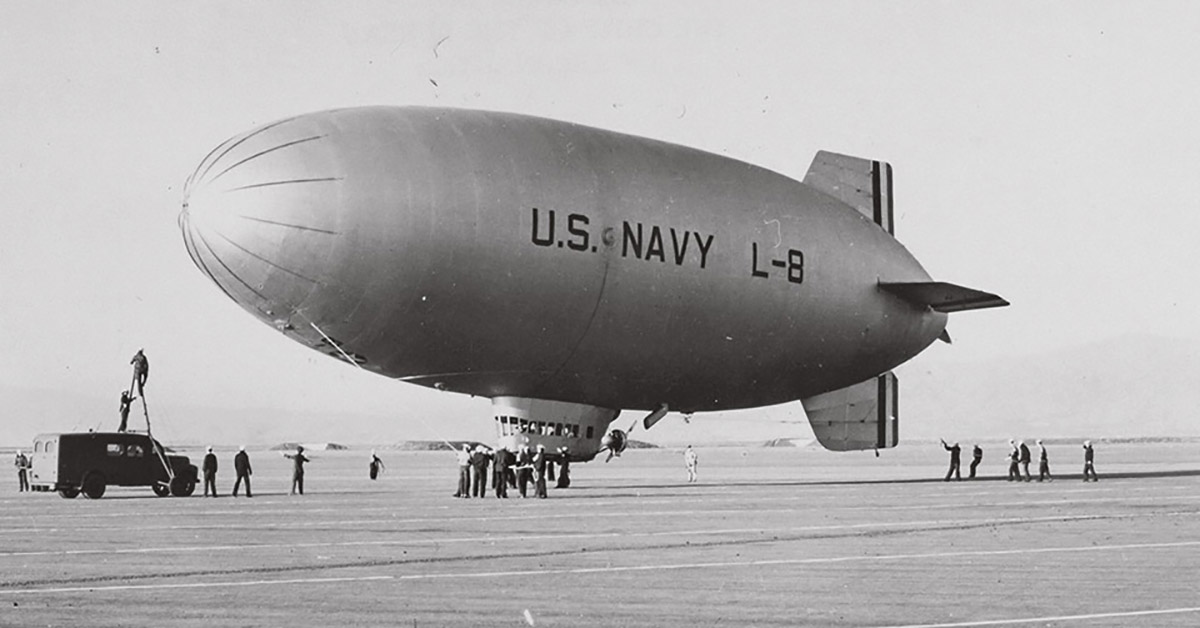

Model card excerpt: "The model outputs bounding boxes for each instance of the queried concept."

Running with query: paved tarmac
[1,442,1198,627]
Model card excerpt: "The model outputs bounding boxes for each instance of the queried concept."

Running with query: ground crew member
[1037,439,1053,481]
[1018,440,1032,481]
[471,446,491,498]
[969,444,983,479]
[232,446,252,497]
[202,446,218,497]
[118,390,135,432]
[1083,440,1099,481]
[369,450,385,480]
[15,450,29,492]
[517,445,533,498]
[493,447,510,498]
[454,444,471,497]
[684,445,698,482]
[533,444,548,498]
[940,439,961,481]
[284,446,310,495]
[556,446,571,489]
[130,349,149,396]
[1007,440,1020,481]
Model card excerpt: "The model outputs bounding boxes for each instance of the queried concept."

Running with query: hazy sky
[3,2,1199,443]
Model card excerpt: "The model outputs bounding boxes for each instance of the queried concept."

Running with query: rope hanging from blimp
[302,315,459,452]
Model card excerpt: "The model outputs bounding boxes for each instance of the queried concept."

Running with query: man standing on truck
[203,446,219,497]
[15,450,29,492]
[233,446,252,497]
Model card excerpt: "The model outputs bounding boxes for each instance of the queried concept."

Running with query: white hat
[239,445,246,452]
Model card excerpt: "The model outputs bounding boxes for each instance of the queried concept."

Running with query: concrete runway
[1,442,1198,627]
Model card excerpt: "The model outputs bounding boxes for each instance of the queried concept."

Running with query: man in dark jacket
[202,446,218,497]
[1083,440,1099,481]
[969,444,983,479]
[284,446,310,495]
[1007,440,1020,481]
[556,447,571,489]
[118,390,136,433]
[232,446,252,497]
[471,446,491,498]
[130,349,149,396]
[1018,440,1032,482]
[517,445,533,498]
[940,439,961,481]
[493,447,510,498]
[533,444,548,498]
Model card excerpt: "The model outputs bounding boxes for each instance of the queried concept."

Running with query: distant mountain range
[4,334,1197,448]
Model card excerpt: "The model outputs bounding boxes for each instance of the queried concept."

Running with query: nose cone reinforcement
[179,116,342,322]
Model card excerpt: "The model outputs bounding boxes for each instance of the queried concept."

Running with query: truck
[28,432,199,499]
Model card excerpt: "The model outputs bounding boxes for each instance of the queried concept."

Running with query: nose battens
[179,115,342,320]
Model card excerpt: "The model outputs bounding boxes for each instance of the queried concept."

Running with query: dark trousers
[291,473,304,495]
[1038,461,1052,481]
[1020,462,1031,481]
[969,459,981,478]
[18,470,29,492]
[1007,461,1019,481]
[495,469,508,498]
[944,462,960,481]
[518,469,530,497]
[204,474,218,497]
[535,471,547,498]
[233,473,252,497]
[472,467,488,497]
[1083,462,1098,481]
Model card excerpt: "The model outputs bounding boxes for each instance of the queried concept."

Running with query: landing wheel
[170,477,195,497]
[81,472,107,499]
[58,486,80,499]
[152,482,171,497]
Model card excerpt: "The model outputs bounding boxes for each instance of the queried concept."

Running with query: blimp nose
[179,116,342,322]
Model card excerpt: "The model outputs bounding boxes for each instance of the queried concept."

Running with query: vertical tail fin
[801,372,898,451]
[803,151,894,235]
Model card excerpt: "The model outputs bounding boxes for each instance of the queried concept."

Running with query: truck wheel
[152,482,171,497]
[58,486,80,499]
[170,477,195,497]
[81,472,107,499]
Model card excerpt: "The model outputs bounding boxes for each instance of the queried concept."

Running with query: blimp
[179,106,1006,462]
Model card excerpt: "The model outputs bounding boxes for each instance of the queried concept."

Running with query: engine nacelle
[600,429,628,456]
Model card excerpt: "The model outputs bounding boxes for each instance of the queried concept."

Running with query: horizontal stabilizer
[803,151,894,235]
[801,372,898,452]
[880,281,1009,313]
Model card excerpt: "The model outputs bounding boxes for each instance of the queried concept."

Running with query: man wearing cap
[232,446,252,497]
[202,446,219,497]
[1037,439,1053,481]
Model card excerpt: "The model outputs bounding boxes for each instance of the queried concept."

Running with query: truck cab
[29,432,198,499]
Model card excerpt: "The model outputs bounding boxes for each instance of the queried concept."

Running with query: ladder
[128,369,175,484]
